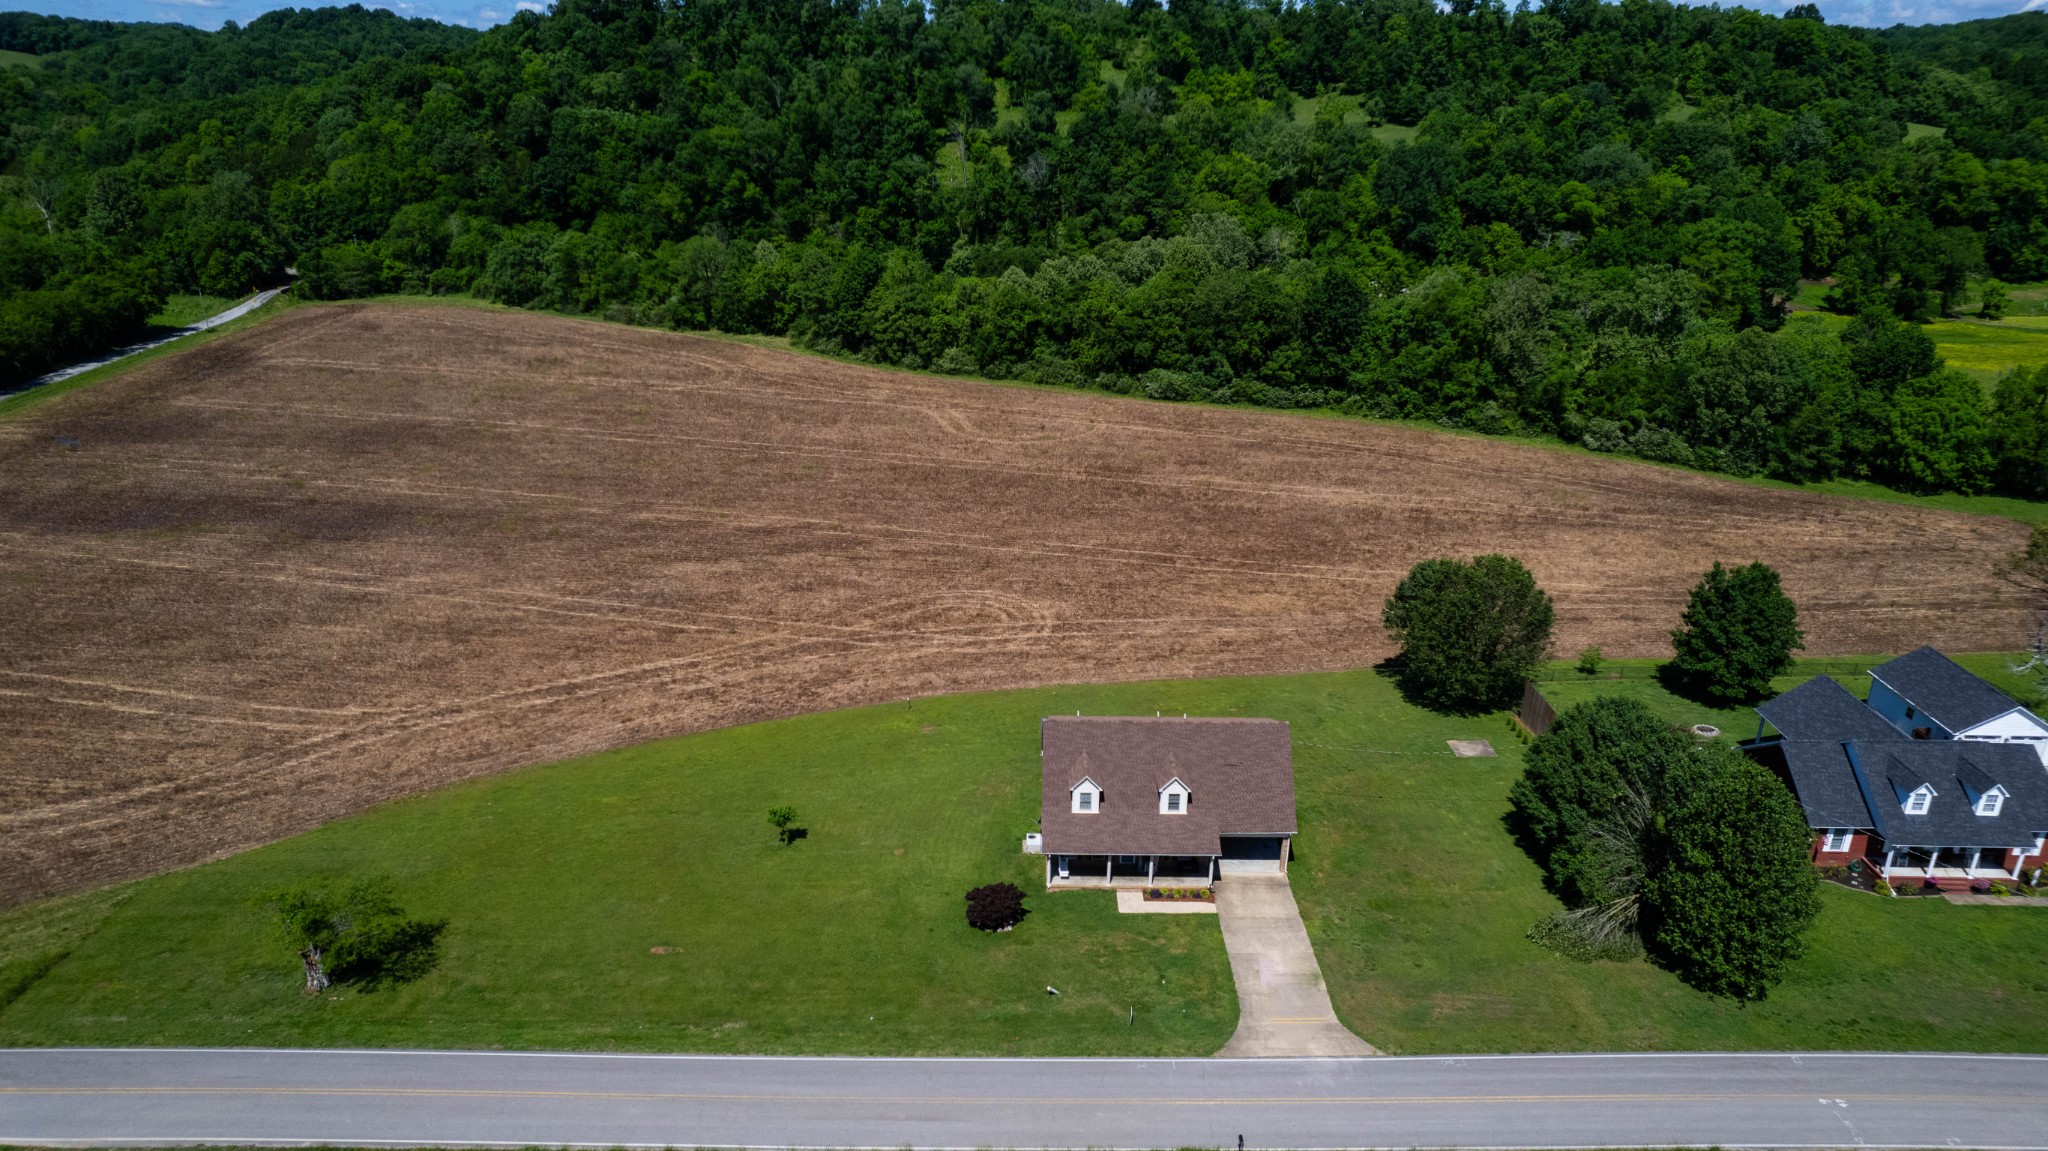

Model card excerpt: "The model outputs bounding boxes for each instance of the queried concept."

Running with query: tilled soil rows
[0,303,2031,902]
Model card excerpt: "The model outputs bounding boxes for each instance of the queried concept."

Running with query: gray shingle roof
[1868,646,2024,732]
[1781,742,1882,830]
[1040,716,1295,857]
[1757,676,1904,744]
[1842,739,2048,848]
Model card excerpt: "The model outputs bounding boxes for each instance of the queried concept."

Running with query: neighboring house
[1749,658,2048,887]
[1866,646,2048,762]
[1039,715,1296,888]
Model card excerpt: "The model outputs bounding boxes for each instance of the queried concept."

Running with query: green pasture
[6,658,2048,1056]
[0,49,42,70]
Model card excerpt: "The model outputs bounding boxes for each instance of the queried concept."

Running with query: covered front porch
[1045,853,1218,888]
[1876,844,2029,883]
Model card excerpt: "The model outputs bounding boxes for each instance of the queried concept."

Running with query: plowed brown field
[0,302,2033,902]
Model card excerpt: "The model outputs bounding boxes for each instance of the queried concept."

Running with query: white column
[1209,857,1217,884]
[1968,848,1983,877]
[1147,856,1156,884]
[1106,855,1113,883]
[2015,849,2027,880]
[1926,849,1939,879]
[1045,856,1052,886]
[1883,846,1896,879]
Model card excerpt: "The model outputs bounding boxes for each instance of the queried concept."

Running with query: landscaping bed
[1144,887,1214,903]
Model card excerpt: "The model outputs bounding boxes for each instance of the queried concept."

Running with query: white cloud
[514,1,543,11]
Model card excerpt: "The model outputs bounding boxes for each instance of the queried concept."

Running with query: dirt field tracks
[0,303,2032,901]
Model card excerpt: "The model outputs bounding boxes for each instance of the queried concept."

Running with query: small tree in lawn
[965,882,1026,932]
[269,876,448,994]
[1979,280,2010,320]
[767,805,799,845]
[1642,746,1820,999]
[1382,554,1555,713]
[1669,562,1804,704]
[1575,645,1603,677]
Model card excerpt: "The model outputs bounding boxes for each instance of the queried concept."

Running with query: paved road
[6,287,287,397]
[1214,877,1377,1057]
[5,1048,2047,1148]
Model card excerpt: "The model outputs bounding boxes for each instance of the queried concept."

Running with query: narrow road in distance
[4,1047,2046,1149]
[6,287,288,397]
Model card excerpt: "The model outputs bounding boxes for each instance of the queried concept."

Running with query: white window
[1977,787,2008,817]
[1822,829,1853,853]
[1905,786,1932,815]
[1071,776,1101,814]
[1166,792,1181,812]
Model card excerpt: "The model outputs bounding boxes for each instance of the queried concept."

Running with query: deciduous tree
[1382,555,1554,713]
[1669,562,1805,704]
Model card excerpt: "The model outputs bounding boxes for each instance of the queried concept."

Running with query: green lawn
[6,661,2048,1055]
[0,48,42,70]
[0,683,1236,1055]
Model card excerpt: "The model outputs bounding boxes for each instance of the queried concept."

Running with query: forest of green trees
[6,0,2048,496]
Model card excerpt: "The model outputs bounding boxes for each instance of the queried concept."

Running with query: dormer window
[1071,777,1100,814]
[1158,777,1190,815]
[1904,785,1933,815]
[1976,786,2009,817]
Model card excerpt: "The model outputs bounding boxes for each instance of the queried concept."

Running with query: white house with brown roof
[1038,715,1297,887]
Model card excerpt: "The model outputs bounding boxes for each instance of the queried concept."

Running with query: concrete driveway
[1213,874,1378,1056]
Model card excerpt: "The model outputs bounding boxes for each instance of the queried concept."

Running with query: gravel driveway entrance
[1214,875,1378,1056]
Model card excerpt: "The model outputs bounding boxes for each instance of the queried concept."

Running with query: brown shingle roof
[1039,716,1296,856]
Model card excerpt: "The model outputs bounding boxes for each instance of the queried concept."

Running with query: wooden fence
[1517,680,1557,738]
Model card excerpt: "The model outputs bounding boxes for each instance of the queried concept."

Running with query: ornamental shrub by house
[1669,562,1804,704]
[1382,555,1554,714]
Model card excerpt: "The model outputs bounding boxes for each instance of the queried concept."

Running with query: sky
[5,0,2043,38]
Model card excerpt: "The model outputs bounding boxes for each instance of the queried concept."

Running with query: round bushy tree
[1382,554,1555,713]
[1508,696,1693,907]
[1669,561,1804,704]
[965,882,1026,932]
[1642,746,1820,1000]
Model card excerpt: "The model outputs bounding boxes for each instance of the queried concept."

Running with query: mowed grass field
[6,662,2048,1056]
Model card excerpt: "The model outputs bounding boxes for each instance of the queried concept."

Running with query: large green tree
[1382,555,1554,714]
[1669,562,1805,704]
[1508,696,1693,908]
[1642,747,1821,1000]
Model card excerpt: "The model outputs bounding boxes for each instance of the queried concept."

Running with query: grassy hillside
[5,660,2047,1055]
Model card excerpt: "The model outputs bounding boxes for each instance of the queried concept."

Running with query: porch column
[1209,856,1216,884]
[2016,849,2028,880]
[1147,856,1156,884]
[1926,849,1939,879]
[1045,856,1051,886]
[1106,855,1113,882]
[1882,846,1896,879]
[1969,848,1983,878]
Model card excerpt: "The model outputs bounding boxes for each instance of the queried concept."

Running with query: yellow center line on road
[2,1087,2042,1108]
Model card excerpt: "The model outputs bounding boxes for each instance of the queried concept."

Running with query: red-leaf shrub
[965,882,1026,932]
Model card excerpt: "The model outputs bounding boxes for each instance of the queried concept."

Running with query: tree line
[6,0,2048,497]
